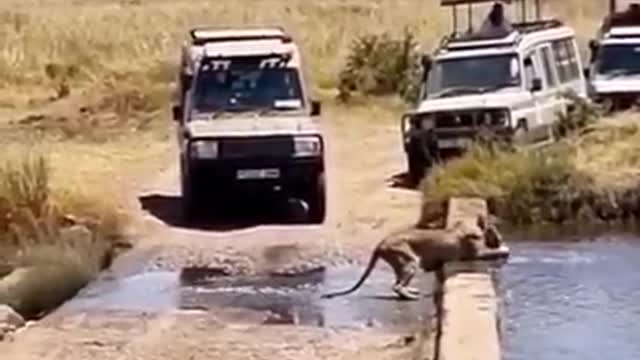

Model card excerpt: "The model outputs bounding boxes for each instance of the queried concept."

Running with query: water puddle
[61,264,436,331]
[496,239,640,360]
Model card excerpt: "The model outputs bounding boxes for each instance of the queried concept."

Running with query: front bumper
[186,156,324,196]
[592,92,640,111]
[404,127,513,158]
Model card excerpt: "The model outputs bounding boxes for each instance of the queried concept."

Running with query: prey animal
[322,215,503,300]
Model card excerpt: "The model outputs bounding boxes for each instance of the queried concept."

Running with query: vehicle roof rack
[440,0,548,35]
[188,26,291,46]
[512,19,564,33]
[599,1,640,34]
[439,18,563,52]
[605,26,640,38]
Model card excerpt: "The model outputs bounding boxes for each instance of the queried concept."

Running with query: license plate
[236,168,280,180]
[438,138,471,149]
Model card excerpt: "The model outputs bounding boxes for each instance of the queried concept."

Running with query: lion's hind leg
[388,249,421,301]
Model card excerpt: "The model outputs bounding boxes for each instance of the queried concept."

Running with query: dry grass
[423,114,640,225]
[0,0,608,107]
[573,113,640,189]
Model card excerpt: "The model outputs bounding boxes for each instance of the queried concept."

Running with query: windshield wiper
[432,87,484,98]
[432,83,516,98]
[478,82,519,93]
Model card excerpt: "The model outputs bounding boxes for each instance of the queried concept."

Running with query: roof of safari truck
[201,39,301,67]
[434,19,575,60]
[182,26,301,68]
[188,26,291,44]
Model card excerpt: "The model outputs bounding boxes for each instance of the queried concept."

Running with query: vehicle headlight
[408,114,434,130]
[189,140,219,159]
[294,136,322,157]
[487,109,509,126]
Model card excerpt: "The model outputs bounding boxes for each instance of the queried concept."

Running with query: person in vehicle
[600,3,640,34]
[478,2,514,38]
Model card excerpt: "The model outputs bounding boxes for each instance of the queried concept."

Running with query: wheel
[405,130,435,187]
[180,162,201,221]
[511,124,528,150]
[408,151,429,187]
[306,173,326,224]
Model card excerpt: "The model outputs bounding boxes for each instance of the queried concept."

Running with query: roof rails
[605,26,640,38]
[512,19,564,33]
[202,40,294,59]
[440,0,545,35]
[188,26,292,46]
[438,18,563,53]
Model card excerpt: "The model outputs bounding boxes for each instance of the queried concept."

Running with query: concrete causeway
[437,197,504,360]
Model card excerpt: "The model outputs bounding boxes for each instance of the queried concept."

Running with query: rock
[0,304,25,339]
[0,265,91,319]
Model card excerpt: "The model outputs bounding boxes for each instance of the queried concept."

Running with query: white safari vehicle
[172,26,326,223]
[401,0,588,184]
[586,1,640,112]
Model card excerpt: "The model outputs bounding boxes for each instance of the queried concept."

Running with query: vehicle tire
[306,173,326,224]
[511,123,528,150]
[408,151,429,187]
[406,130,436,187]
[181,165,200,222]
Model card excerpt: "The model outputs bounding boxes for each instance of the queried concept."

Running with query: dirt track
[0,102,432,359]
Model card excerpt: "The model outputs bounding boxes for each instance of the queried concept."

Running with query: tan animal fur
[321,215,502,300]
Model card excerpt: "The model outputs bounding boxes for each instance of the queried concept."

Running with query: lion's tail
[321,248,381,299]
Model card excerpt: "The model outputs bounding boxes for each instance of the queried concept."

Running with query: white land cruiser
[172,26,326,223]
[587,5,640,112]
[401,2,588,184]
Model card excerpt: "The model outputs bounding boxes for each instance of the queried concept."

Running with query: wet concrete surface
[496,234,640,360]
[60,264,436,332]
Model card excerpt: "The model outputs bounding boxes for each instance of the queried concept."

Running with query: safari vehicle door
[520,50,546,140]
[535,44,565,132]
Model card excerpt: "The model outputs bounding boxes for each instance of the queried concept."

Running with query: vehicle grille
[220,136,294,158]
[434,112,475,128]
[433,110,506,128]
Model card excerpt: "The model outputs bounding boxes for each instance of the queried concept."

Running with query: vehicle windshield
[192,58,304,114]
[426,54,521,99]
[594,44,640,76]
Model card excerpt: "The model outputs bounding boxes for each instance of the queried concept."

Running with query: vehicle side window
[552,39,580,83]
[540,46,557,88]
[523,54,537,89]
[565,40,581,79]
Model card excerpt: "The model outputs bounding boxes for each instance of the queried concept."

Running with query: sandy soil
[0,100,431,359]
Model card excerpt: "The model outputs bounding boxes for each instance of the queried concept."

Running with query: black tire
[407,152,426,187]
[406,130,436,187]
[306,173,326,224]
[511,123,528,150]
[181,163,201,222]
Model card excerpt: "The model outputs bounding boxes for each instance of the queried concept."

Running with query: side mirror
[172,105,182,121]
[530,78,543,92]
[310,100,322,116]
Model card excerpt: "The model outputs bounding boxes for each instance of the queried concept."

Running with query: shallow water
[60,264,436,332]
[496,236,640,360]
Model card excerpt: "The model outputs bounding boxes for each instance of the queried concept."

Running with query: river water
[496,233,640,360]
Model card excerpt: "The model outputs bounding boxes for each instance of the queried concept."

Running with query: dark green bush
[337,28,422,103]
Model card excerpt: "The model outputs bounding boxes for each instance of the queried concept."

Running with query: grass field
[0,0,607,104]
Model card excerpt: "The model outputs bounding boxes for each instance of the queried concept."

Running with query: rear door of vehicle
[536,43,563,140]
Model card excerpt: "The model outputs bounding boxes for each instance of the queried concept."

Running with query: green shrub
[337,28,422,103]
[422,144,592,225]
[553,90,600,139]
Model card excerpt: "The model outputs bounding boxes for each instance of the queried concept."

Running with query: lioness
[322,215,502,300]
